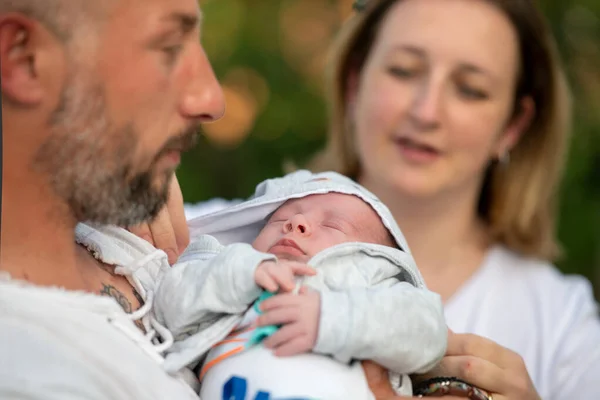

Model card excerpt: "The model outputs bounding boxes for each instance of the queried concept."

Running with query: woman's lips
[394,137,441,164]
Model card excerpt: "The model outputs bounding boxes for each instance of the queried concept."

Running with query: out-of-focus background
[181,0,600,298]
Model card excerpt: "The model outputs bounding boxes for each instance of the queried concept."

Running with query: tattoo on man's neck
[100,284,133,312]
[99,284,145,332]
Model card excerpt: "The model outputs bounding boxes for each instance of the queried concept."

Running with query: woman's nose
[408,77,443,132]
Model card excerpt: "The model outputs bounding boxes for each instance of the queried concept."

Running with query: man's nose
[284,214,311,236]
[180,46,225,123]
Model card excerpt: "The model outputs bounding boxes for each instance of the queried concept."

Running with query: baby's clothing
[153,170,447,399]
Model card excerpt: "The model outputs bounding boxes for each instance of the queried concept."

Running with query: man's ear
[0,15,44,106]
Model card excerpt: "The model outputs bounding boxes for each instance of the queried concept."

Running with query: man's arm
[314,282,447,375]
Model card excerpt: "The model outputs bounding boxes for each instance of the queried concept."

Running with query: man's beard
[33,76,198,227]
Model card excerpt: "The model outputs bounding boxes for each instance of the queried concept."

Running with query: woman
[310,0,600,398]
[133,0,600,398]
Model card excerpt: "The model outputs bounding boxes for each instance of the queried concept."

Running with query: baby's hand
[257,287,320,357]
[254,260,316,293]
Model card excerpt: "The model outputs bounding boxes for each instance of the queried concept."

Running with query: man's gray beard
[32,76,171,227]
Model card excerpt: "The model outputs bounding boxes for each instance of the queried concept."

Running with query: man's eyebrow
[162,10,202,34]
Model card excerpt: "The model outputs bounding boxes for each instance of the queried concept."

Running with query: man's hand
[254,260,316,293]
[257,287,320,357]
[127,175,189,265]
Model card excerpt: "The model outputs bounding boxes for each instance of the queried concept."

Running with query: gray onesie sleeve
[153,235,275,340]
[314,281,447,375]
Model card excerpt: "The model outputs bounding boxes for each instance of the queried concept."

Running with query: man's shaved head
[1,0,223,227]
[0,0,111,43]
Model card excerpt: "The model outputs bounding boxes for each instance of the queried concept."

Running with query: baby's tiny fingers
[256,272,278,293]
[258,308,297,327]
[290,264,316,276]
[274,336,311,357]
[263,324,301,350]
[272,267,296,292]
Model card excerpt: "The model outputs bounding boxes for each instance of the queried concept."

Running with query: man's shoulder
[0,278,199,400]
[0,279,119,399]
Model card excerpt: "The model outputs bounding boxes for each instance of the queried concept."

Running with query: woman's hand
[127,174,190,265]
[412,330,541,400]
[362,330,540,400]
[362,360,464,400]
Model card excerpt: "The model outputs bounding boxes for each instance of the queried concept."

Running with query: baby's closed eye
[321,220,346,233]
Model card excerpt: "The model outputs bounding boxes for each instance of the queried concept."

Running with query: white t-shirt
[445,245,600,400]
[185,201,600,400]
[0,224,201,400]
[0,278,200,400]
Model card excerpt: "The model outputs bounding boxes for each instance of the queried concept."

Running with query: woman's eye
[388,66,416,79]
[457,85,489,100]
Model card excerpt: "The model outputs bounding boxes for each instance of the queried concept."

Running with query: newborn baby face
[252,193,393,263]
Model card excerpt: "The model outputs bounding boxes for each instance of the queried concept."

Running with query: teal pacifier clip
[247,291,280,347]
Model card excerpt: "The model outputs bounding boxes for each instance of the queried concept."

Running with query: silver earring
[498,150,510,166]
[353,0,369,12]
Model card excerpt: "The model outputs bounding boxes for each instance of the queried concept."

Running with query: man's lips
[269,238,306,256]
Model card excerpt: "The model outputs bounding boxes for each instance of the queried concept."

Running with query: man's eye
[163,45,183,64]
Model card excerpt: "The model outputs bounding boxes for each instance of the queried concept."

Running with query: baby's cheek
[253,226,280,253]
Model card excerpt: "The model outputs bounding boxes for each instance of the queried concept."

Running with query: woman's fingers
[415,332,540,400]
[362,360,398,399]
[362,361,466,400]
[418,355,510,395]
[446,332,524,371]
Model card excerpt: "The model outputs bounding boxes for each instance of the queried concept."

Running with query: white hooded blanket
[153,170,447,400]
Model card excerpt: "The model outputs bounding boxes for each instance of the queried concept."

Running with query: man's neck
[1,167,93,291]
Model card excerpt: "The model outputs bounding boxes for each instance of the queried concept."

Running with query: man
[0,0,459,399]
[0,0,224,398]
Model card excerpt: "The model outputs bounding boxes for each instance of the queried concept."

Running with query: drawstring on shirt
[111,249,175,361]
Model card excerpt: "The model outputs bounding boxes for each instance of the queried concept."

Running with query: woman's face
[351,0,527,200]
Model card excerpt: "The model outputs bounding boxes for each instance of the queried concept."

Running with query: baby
[153,171,447,400]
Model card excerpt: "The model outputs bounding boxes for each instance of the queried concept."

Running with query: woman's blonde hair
[308,0,572,261]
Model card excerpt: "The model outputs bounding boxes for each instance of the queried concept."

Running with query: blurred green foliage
[180,0,600,297]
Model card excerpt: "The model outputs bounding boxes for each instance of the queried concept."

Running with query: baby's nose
[286,214,311,235]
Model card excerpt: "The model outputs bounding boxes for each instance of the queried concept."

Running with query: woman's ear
[496,96,536,157]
